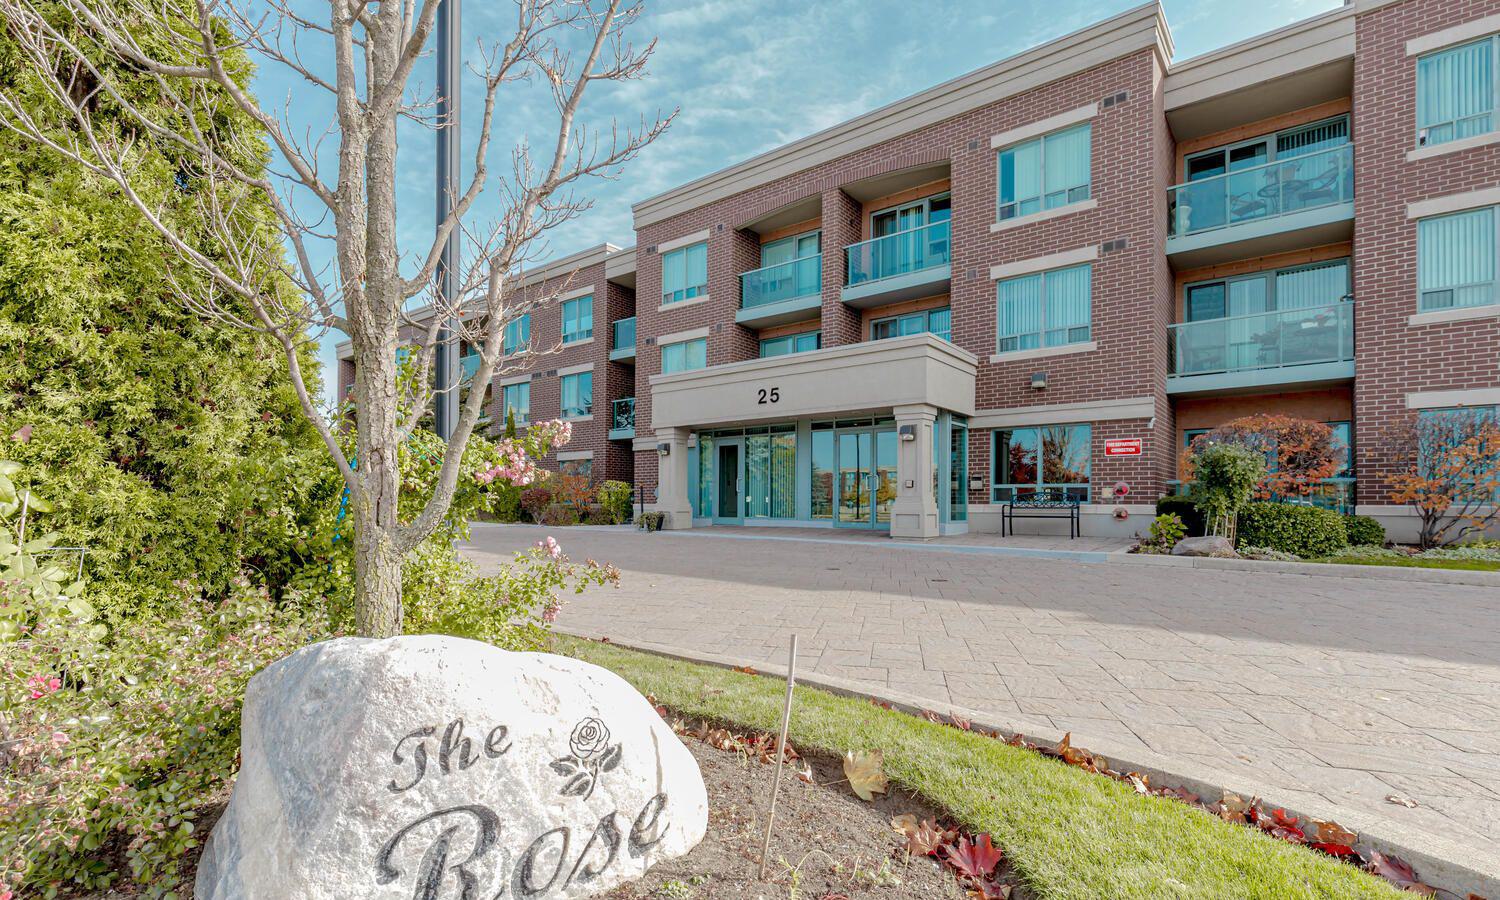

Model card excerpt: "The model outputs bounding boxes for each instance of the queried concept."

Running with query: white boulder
[195,635,707,900]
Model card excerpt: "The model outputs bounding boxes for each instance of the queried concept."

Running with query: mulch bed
[603,738,1023,900]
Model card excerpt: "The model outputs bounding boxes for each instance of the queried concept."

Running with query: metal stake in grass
[757,633,799,881]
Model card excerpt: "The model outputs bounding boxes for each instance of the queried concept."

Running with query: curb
[1113,551,1500,587]
[559,628,1500,898]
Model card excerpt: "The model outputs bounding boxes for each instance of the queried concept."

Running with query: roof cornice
[631,2,1171,231]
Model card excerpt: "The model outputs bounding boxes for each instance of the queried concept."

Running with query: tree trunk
[353,513,403,636]
[350,331,405,637]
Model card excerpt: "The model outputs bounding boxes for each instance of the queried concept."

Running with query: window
[662,241,708,304]
[661,337,707,374]
[997,123,1091,220]
[1184,259,1350,322]
[760,331,821,357]
[1416,406,1499,499]
[562,295,593,343]
[760,231,820,266]
[1418,206,1498,311]
[559,372,592,419]
[872,194,950,236]
[560,371,592,419]
[559,459,593,479]
[502,382,530,424]
[1417,36,1497,147]
[503,314,530,355]
[997,264,1091,352]
[991,424,1091,501]
[870,307,950,342]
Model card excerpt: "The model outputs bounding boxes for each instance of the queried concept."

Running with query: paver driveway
[462,523,1500,871]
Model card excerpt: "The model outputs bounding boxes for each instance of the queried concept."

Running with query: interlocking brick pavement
[462,523,1500,867]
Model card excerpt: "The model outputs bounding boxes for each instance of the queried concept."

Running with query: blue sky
[249,0,1341,402]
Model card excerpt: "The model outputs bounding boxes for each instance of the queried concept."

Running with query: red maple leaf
[943,834,1004,879]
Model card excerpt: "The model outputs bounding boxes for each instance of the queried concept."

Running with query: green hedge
[1236,502,1348,558]
[1155,496,1204,536]
[1343,514,1385,547]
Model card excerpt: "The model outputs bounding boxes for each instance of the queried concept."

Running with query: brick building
[340,0,1500,541]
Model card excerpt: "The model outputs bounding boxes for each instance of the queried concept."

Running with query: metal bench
[1001,490,1081,539]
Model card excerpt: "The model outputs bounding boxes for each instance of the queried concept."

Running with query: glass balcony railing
[1169,144,1353,238]
[740,254,822,309]
[612,317,636,352]
[610,397,635,434]
[459,353,481,382]
[845,220,951,287]
[1169,302,1353,377]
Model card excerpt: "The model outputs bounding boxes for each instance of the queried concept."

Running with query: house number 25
[756,387,780,405]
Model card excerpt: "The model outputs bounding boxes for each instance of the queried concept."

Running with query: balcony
[459,353,481,382]
[841,220,951,308]
[608,397,635,440]
[1166,145,1354,268]
[736,255,822,328]
[609,317,636,362]
[1167,301,1354,396]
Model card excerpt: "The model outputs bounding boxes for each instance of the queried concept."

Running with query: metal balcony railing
[1169,302,1354,377]
[739,254,822,309]
[610,397,635,433]
[612,317,636,352]
[1168,144,1353,238]
[845,220,951,287]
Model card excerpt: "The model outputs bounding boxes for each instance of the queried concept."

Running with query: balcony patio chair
[1229,192,1268,221]
[1294,165,1341,207]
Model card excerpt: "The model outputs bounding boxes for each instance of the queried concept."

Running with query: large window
[503,314,530,355]
[661,337,707,374]
[997,123,1091,221]
[1417,406,1499,499]
[870,307,950,342]
[1185,259,1350,321]
[560,371,592,419]
[1418,206,1497,311]
[559,458,593,479]
[996,264,1091,353]
[562,295,593,343]
[992,424,1091,501]
[1416,36,1497,148]
[760,331,821,357]
[662,241,708,305]
[502,382,530,424]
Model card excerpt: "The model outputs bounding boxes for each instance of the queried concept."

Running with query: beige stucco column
[890,404,940,539]
[651,426,695,529]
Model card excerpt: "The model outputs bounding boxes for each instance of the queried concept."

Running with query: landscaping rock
[195,635,707,900]
[1171,535,1239,558]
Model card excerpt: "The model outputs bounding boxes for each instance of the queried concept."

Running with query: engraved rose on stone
[551,717,623,800]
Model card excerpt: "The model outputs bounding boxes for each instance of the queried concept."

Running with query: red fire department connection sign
[1104,438,1143,456]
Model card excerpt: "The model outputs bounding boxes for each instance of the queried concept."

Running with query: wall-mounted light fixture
[898,424,917,442]
[1030,372,1048,390]
[657,442,671,457]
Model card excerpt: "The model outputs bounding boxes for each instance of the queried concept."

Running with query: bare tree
[0,0,671,635]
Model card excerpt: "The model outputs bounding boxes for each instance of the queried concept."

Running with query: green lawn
[1316,556,1500,572]
[557,635,1405,900]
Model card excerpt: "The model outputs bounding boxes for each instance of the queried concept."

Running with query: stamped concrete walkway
[462,523,1500,875]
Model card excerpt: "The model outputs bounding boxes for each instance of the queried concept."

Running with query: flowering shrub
[1137,513,1185,554]
[403,539,617,648]
[0,581,327,897]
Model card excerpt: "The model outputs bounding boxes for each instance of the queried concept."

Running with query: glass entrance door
[834,428,898,528]
[715,440,743,523]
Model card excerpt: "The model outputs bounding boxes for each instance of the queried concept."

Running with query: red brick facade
[1351,0,1500,505]
[336,0,1500,530]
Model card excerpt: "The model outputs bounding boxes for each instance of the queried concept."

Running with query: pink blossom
[542,599,563,624]
[50,731,70,748]
[536,536,563,561]
[27,674,61,699]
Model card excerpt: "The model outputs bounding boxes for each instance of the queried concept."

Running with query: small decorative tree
[1184,415,1343,500]
[1385,411,1500,548]
[1191,444,1267,540]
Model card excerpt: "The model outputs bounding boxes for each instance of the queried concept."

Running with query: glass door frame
[712,437,745,524]
[832,425,898,530]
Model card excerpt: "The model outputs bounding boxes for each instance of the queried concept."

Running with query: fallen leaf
[1366,852,1437,895]
[1125,772,1150,794]
[794,762,814,784]
[921,709,943,723]
[1218,791,1256,824]
[1306,819,1357,850]
[943,834,1003,879]
[1385,794,1419,809]
[732,665,758,676]
[965,879,1012,899]
[843,749,888,801]
[11,424,32,443]
[949,714,973,731]
[890,813,919,836]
